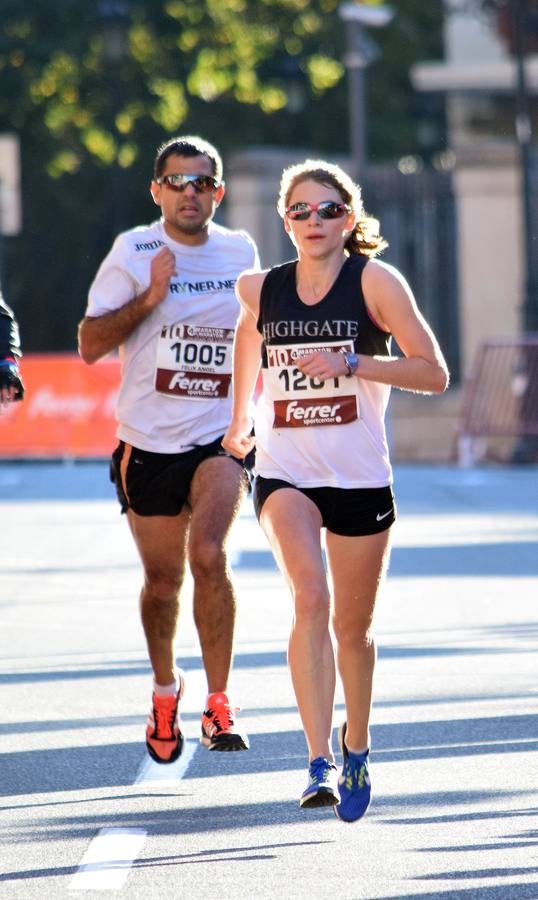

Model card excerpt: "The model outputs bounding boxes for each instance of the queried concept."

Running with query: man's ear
[214,183,226,207]
[150,181,161,207]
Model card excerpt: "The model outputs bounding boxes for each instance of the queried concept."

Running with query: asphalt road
[0,461,536,900]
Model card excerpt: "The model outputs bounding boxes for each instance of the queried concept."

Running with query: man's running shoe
[200,691,249,751]
[145,671,185,764]
[334,722,371,822]
[300,756,339,808]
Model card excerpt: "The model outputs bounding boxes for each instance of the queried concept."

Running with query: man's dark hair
[153,135,223,182]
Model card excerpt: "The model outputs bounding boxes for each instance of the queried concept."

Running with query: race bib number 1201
[265,341,360,427]
[155,323,233,399]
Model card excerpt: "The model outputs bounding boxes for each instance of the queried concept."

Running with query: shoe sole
[334,798,371,823]
[200,732,250,751]
[300,788,339,809]
[146,733,184,764]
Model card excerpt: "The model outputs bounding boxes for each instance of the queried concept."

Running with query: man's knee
[143,569,182,603]
[189,538,227,581]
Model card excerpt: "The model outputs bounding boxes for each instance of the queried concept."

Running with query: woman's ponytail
[345,216,388,258]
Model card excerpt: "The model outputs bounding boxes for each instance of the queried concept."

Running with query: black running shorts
[253,476,396,536]
[110,436,253,517]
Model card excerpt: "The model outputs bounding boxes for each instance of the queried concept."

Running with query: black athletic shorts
[253,476,396,537]
[110,436,253,517]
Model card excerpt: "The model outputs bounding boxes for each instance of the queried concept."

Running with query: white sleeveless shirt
[87,219,259,452]
[253,257,393,488]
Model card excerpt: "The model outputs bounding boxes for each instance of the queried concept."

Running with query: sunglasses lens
[287,204,310,220]
[164,175,186,190]
[193,176,217,192]
[318,202,345,219]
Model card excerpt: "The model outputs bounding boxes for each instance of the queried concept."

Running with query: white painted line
[69,827,146,891]
[70,741,196,890]
[134,738,197,785]
[376,736,538,754]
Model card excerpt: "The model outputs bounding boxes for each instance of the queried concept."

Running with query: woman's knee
[293,581,330,624]
[332,612,374,648]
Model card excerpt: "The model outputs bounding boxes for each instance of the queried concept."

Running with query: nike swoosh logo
[376,509,392,521]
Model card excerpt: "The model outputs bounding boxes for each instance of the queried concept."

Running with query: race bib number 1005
[155,323,233,399]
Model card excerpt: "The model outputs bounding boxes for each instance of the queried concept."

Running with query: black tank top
[257,255,391,368]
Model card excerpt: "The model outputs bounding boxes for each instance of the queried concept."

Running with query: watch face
[346,352,359,371]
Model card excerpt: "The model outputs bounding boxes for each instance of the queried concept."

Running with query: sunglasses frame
[155,173,221,194]
[285,200,352,221]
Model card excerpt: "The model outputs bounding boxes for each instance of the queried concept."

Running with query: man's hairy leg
[127,509,190,685]
[187,456,248,693]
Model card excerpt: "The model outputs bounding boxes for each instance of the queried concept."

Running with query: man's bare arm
[78,290,155,364]
[78,246,176,364]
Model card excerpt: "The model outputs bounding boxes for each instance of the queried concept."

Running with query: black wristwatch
[342,351,359,377]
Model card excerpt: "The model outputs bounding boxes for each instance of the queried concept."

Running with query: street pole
[509,0,538,462]
[512,0,538,333]
[338,3,394,183]
[344,20,368,181]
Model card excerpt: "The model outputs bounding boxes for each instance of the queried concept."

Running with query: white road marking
[70,742,197,890]
[135,738,197,785]
[69,827,146,891]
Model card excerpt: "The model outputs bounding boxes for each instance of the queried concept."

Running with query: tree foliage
[1,0,349,176]
[0,0,445,351]
[0,0,444,174]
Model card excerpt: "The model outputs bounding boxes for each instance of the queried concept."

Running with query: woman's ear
[343,211,357,238]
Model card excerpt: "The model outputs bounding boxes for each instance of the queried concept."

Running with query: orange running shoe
[200,691,249,751]
[145,671,185,764]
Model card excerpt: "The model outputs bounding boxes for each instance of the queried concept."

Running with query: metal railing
[458,335,538,465]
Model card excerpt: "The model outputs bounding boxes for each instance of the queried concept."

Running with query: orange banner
[0,354,120,457]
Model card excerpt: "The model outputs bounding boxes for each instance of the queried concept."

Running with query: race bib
[155,323,233,399]
[264,340,359,427]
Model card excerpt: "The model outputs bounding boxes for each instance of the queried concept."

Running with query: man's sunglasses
[285,201,352,221]
[155,173,221,193]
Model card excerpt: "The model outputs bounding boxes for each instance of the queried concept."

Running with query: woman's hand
[294,349,347,381]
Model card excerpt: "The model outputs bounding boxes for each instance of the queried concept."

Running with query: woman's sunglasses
[285,201,352,221]
[155,173,221,193]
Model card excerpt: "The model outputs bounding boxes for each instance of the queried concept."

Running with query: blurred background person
[0,288,24,407]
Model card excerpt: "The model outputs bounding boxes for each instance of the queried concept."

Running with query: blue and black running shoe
[300,756,338,808]
[334,722,371,822]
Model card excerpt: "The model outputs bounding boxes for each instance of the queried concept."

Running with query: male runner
[78,135,259,761]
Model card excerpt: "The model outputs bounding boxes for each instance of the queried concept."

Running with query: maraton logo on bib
[273,395,357,428]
